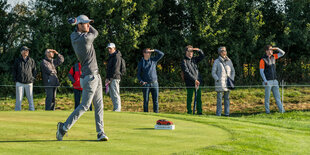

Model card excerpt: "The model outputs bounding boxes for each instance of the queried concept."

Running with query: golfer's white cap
[76,15,94,24]
[106,43,116,48]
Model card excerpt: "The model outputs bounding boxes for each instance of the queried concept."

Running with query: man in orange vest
[259,45,285,114]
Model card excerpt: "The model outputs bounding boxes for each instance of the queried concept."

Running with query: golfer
[259,45,285,114]
[57,15,108,141]
[181,45,205,115]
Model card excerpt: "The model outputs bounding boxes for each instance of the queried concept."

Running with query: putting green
[0,111,229,154]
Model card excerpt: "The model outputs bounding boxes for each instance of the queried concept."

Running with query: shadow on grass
[133,128,154,130]
[229,112,262,117]
[228,109,310,117]
[0,139,101,143]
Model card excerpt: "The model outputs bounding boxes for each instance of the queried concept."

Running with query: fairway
[0,111,229,154]
[1,111,310,154]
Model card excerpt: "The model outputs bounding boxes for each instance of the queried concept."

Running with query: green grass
[0,111,229,155]
[0,111,309,154]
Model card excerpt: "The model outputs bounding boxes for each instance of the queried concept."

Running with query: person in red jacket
[68,62,92,111]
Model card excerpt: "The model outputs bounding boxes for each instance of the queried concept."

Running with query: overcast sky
[7,0,32,7]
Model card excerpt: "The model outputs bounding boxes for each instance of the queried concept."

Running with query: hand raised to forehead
[187,48,199,51]
[146,49,155,52]
[47,49,58,54]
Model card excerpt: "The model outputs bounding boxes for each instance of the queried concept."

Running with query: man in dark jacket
[13,46,36,111]
[181,45,205,114]
[137,48,164,113]
[105,43,122,112]
[41,49,64,110]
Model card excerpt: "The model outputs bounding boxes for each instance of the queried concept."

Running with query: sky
[7,0,32,7]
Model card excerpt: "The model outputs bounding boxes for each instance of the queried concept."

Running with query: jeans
[264,80,285,113]
[15,82,35,111]
[186,88,202,114]
[142,81,159,113]
[64,74,104,134]
[216,91,230,116]
[73,89,92,111]
[109,79,121,112]
[45,87,57,110]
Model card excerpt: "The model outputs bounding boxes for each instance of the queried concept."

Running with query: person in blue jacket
[137,48,164,113]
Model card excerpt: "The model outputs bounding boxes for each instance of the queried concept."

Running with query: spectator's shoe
[56,122,67,141]
[97,132,108,141]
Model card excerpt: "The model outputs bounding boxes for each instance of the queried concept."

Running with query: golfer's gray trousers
[15,82,35,111]
[109,79,121,112]
[216,91,230,116]
[264,80,285,113]
[64,74,104,133]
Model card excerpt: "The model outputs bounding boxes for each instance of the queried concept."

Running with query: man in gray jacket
[57,15,108,141]
[41,49,64,111]
[212,46,235,116]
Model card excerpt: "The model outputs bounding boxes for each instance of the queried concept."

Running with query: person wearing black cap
[57,15,108,141]
[13,46,37,111]
[41,48,64,111]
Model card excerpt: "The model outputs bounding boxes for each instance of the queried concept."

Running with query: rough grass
[1,87,310,114]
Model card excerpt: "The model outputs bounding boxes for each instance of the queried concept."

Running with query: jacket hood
[19,56,29,62]
[184,55,192,60]
[261,54,274,59]
[44,56,53,63]
[110,50,122,57]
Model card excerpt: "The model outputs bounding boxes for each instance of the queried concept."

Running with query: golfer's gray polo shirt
[70,25,99,78]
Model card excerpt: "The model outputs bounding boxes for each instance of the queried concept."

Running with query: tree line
[0,0,309,95]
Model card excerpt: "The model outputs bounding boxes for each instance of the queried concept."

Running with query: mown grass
[1,87,310,114]
[0,111,309,154]
[0,111,229,155]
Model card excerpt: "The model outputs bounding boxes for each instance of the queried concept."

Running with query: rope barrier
[0,84,310,89]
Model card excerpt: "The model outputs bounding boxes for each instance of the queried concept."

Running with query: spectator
[68,62,92,111]
[105,43,123,112]
[212,46,235,116]
[181,45,205,115]
[259,45,285,114]
[137,48,164,113]
[13,46,36,111]
[41,49,64,110]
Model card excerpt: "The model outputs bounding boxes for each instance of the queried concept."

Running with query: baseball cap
[20,46,30,51]
[76,15,94,24]
[106,43,116,48]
